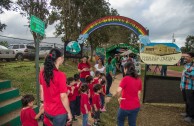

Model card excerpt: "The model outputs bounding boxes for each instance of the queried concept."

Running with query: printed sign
[30,15,45,36]
[140,43,182,65]
[64,41,83,58]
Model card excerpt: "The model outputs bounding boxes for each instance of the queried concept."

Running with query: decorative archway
[66,16,149,55]
[81,16,148,36]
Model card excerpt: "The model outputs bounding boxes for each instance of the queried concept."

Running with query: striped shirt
[180,62,194,90]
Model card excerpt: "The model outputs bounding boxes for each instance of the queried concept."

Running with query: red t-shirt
[74,82,82,96]
[20,107,38,126]
[39,69,68,116]
[119,76,142,110]
[80,93,91,114]
[93,78,100,84]
[67,86,77,101]
[101,85,106,95]
[78,63,90,78]
[88,83,95,98]
[92,93,101,109]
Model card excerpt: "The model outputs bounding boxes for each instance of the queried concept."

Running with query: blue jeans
[45,112,67,126]
[82,114,88,126]
[117,108,140,126]
[80,78,86,83]
[113,66,117,76]
[100,94,105,108]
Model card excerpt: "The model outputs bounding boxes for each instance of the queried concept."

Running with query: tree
[0,0,12,32]
[185,35,194,52]
[17,0,50,42]
[0,41,8,47]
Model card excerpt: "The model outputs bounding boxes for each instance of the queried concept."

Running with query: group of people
[20,48,142,126]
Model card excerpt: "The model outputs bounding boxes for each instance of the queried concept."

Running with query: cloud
[108,0,194,47]
[1,0,194,48]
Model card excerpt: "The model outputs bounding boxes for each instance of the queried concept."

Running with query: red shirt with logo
[78,62,90,78]
[119,76,142,110]
[20,107,38,126]
[92,93,101,110]
[80,93,91,114]
[39,69,68,116]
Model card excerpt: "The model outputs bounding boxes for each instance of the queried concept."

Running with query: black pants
[70,100,76,119]
[75,96,81,116]
[182,89,194,118]
[121,65,125,77]
[106,73,113,95]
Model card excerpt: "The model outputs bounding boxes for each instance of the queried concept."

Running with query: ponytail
[124,62,138,78]
[43,48,63,87]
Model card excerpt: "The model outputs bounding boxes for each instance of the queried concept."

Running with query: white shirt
[94,64,105,73]
[121,57,128,66]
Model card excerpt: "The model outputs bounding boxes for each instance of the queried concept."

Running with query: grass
[168,65,184,72]
[0,60,78,101]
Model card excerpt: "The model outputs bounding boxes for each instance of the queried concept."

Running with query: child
[93,71,100,84]
[74,73,82,116]
[100,79,106,112]
[80,84,91,126]
[92,84,102,126]
[20,94,44,126]
[67,77,77,122]
[85,75,94,104]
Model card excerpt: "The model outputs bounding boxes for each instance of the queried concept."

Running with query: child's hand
[71,86,75,90]
[118,97,126,104]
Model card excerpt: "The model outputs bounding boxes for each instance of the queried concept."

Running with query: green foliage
[184,35,194,52]
[0,41,8,47]
[0,60,78,99]
[17,0,50,40]
[0,0,12,32]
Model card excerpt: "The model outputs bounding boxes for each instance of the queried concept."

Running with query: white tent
[120,49,133,56]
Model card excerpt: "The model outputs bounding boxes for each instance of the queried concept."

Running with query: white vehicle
[0,45,8,49]
[0,44,35,61]
[0,45,15,61]
[39,46,53,59]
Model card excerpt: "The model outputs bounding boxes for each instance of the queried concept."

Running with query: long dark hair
[81,56,90,66]
[98,58,104,66]
[43,48,63,87]
[124,62,138,78]
[107,57,112,65]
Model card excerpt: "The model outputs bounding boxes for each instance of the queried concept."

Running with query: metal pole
[35,37,40,107]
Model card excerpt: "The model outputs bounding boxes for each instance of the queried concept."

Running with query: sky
[0,0,194,47]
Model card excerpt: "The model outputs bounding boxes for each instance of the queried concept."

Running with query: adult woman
[78,56,91,83]
[105,57,113,97]
[39,48,72,126]
[117,62,142,126]
[94,58,105,74]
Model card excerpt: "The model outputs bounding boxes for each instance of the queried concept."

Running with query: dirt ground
[40,72,193,126]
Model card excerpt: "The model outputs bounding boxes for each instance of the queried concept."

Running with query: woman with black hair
[105,57,113,97]
[39,48,72,126]
[94,58,106,74]
[78,56,91,83]
[117,62,142,126]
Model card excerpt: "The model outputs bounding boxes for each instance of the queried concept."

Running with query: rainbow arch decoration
[81,16,148,36]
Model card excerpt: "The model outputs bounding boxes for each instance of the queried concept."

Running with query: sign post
[30,15,45,107]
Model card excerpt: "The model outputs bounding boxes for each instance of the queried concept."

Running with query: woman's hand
[118,97,126,104]
[67,113,73,123]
